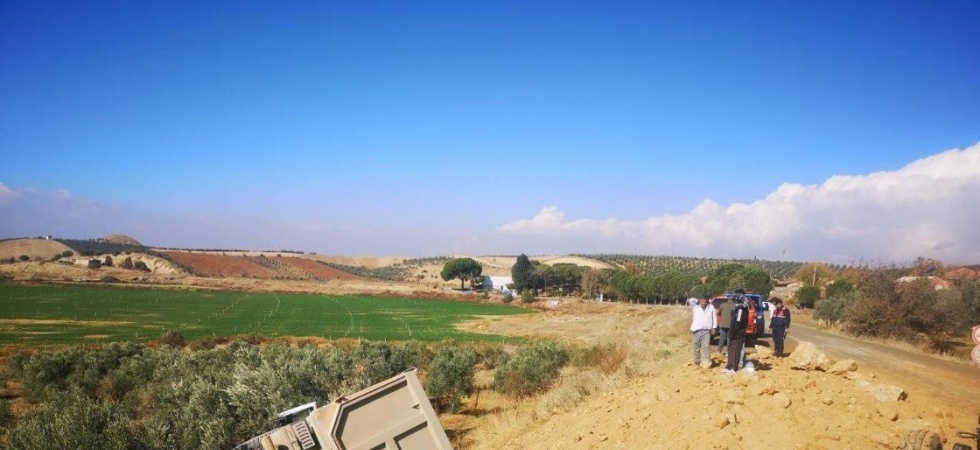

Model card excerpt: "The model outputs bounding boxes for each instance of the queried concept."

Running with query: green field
[0,284,532,344]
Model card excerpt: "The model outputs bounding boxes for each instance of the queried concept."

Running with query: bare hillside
[0,238,75,262]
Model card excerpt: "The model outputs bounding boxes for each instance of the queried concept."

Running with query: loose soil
[451,301,980,450]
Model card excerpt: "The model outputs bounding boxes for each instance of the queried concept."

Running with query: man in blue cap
[722,290,749,374]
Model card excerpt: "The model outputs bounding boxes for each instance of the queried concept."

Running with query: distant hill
[0,238,75,262]
[102,234,142,246]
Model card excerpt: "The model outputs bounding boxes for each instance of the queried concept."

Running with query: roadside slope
[459,302,970,450]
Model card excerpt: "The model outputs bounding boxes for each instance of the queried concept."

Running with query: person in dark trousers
[722,293,749,374]
[716,295,734,355]
[768,297,791,357]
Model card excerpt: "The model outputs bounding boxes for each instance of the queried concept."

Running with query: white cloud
[0,183,22,203]
[498,143,980,264]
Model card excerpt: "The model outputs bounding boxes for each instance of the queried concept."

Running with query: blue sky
[2,1,979,263]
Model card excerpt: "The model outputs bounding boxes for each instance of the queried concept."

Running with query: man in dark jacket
[722,293,749,374]
[716,296,734,355]
[768,297,791,357]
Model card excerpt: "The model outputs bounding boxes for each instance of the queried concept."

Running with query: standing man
[723,294,749,374]
[716,295,734,355]
[768,297,791,357]
[690,294,717,368]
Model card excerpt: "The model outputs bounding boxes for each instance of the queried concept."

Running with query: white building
[483,276,514,293]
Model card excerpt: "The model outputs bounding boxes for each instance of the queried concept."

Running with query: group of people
[688,290,792,374]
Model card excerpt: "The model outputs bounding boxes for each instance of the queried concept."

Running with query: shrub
[188,335,227,351]
[502,292,514,303]
[472,343,505,369]
[159,330,186,348]
[5,388,126,450]
[494,341,569,397]
[347,341,417,388]
[0,399,12,432]
[572,343,627,374]
[845,271,898,337]
[19,255,29,262]
[795,285,820,308]
[813,291,856,323]
[521,290,536,304]
[424,343,477,413]
[825,280,854,299]
[61,250,74,257]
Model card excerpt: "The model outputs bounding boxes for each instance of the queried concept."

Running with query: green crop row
[0,284,531,345]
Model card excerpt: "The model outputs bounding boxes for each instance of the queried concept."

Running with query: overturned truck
[233,368,453,450]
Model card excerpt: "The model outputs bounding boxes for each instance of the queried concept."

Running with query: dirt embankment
[451,302,977,450]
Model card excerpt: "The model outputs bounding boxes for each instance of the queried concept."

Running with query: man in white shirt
[690,295,717,368]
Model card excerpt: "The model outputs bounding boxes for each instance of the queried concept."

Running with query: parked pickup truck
[712,292,768,338]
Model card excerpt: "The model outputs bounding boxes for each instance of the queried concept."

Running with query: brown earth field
[161,251,362,281]
[2,238,979,448]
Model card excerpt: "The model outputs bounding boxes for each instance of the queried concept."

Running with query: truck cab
[714,292,767,338]
[742,293,767,338]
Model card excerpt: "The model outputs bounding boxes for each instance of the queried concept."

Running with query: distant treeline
[154,247,307,255]
[55,239,148,256]
[316,261,405,281]
[580,254,830,280]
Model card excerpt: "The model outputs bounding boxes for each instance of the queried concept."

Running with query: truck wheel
[901,429,942,450]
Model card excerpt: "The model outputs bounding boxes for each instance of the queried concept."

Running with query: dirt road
[788,322,980,433]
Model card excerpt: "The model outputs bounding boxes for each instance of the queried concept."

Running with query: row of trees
[0,337,581,450]
[503,254,775,303]
[584,254,811,279]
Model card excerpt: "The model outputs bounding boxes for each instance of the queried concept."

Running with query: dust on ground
[451,301,978,450]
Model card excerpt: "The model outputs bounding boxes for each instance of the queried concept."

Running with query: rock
[755,345,773,359]
[719,390,744,405]
[750,380,775,396]
[773,392,792,408]
[815,433,841,441]
[819,395,834,405]
[876,405,899,421]
[714,415,730,429]
[735,373,753,386]
[829,359,858,374]
[852,375,908,402]
[788,341,833,371]
[656,390,672,402]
